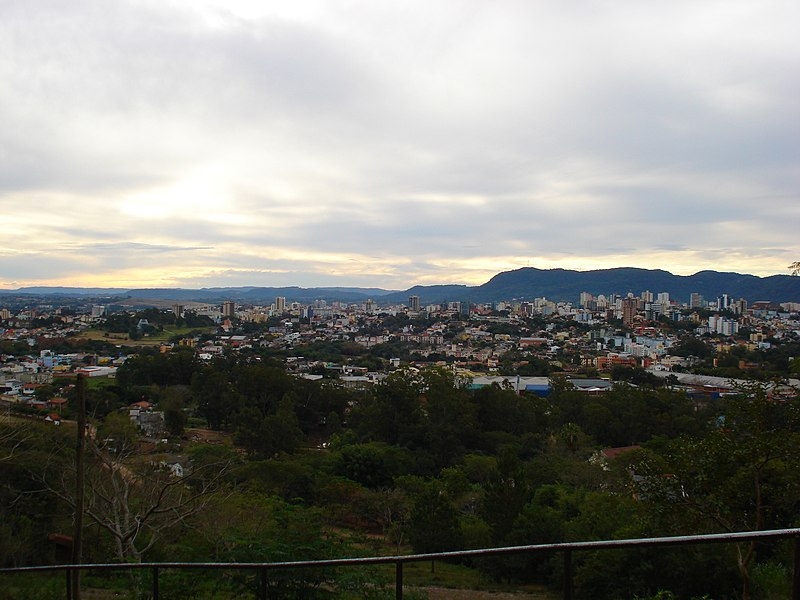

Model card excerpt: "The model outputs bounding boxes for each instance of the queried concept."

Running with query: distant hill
[122,286,399,304]
[381,284,472,305]
[1,268,799,305]
[241,286,397,303]
[0,287,127,296]
[385,268,800,305]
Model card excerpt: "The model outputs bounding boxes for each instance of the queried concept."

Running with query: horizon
[1,264,797,295]
[2,2,798,290]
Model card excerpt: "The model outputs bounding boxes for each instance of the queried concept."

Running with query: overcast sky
[1,1,798,291]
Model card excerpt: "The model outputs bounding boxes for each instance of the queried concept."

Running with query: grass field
[379,560,556,598]
[77,326,216,347]
[2,565,558,600]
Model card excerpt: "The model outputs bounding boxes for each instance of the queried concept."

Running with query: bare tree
[0,421,24,463]
[790,261,800,276]
[45,417,230,563]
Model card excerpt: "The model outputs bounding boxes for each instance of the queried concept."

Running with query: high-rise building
[409,295,420,311]
[708,314,739,336]
[690,293,703,308]
[622,297,639,326]
[275,297,286,312]
[222,301,235,318]
[641,290,654,303]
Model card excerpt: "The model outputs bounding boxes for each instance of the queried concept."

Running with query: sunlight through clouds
[117,168,237,221]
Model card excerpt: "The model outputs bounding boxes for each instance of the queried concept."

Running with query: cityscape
[2,0,799,596]
[2,272,800,597]
[3,277,799,411]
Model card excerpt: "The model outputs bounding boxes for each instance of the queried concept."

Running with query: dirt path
[418,586,555,600]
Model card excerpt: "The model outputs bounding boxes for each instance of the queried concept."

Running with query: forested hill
[469,267,800,304]
[382,267,800,305]
[3,267,799,305]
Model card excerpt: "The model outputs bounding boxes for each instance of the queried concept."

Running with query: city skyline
[2,1,798,290]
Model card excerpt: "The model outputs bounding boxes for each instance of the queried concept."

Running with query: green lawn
[381,560,554,594]
[78,326,215,347]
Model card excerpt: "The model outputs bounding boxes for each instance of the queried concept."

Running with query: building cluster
[579,290,754,325]
[1,289,799,409]
[145,291,799,379]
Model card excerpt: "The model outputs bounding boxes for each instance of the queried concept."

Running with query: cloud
[0,0,798,290]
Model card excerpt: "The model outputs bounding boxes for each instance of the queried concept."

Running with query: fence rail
[3,528,800,600]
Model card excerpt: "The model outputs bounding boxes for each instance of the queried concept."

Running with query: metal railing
[3,528,800,600]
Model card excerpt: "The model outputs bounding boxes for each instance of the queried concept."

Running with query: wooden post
[71,374,87,600]
[792,536,800,600]
[395,561,403,600]
[563,549,573,600]
[259,567,268,600]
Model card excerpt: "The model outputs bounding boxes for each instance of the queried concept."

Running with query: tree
[420,366,477,468]
[232,364,293,415]
[789,261,800,276]
[0,421,73,568]
[480,449,534,544]
[117,352,196,388]
[234,393,303,458]
[0,421,24,464]
[472,384,545,438]
[192,369,240,430]
[376,487,413,551]
[408,485,463,554]
[634,382,800,599]
[263,394,304,455]
[46,413,231,563]
[350,368,425,446]
[180,492,343,597]
[333,442,399,489]
[610,365,662,388]
[161,386,189,437]
[33,384,57,403]
[557,422,589,453]
[669,335,712,359]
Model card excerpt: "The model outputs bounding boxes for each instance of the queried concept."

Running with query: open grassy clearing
[370,560,556,599]
[76,326,216,347]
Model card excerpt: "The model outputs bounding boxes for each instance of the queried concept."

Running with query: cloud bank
[1,0,798,289]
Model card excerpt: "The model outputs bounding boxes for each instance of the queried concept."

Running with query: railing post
[563,549,573,600]
[793,536,800,600]
[260,566,268,600]
[396,560,403,600]
[66,568,72,600]
[152,566,159,600]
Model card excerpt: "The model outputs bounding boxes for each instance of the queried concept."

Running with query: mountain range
[2,267,799,306]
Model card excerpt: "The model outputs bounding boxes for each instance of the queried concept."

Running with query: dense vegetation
[1,348,799,599]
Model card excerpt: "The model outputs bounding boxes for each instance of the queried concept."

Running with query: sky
[1,1,798,291]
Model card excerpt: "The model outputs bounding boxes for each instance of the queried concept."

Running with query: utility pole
[71,373,86,600]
